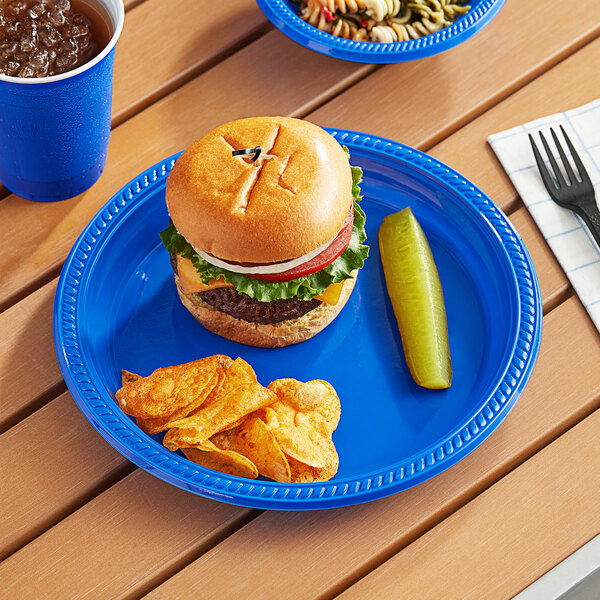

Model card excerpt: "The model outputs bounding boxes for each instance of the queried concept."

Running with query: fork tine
[550,127,577,185]
[539,130,567,189]
[559,125,593,186]
[528,133,559,195]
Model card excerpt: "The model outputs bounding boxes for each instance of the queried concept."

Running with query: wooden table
[1,2,599,597]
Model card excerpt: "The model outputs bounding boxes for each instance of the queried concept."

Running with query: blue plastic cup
[0,0,125,202]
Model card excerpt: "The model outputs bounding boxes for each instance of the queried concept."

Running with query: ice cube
[55,50,76,71]
[63,23,82,37]
[5,60,21,75]
[5,20,23,38]
[29,3,46,18]
[30,61,49,76]
[72,13,91,27]
[48,8,64,26]
[54,0,70,11]
[58,37,77,54]
[19,63,35,77]
[39,24,61,47]
[8,1,27,16]
[19,27,38,53]
[29,49,49,68]
[0,41,18,57]
[78,32,91,50]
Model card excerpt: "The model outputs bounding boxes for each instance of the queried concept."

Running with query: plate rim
[53,129,542,510]
[255,0,506,64]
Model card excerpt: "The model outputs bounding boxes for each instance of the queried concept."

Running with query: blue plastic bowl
[256,0,505,63]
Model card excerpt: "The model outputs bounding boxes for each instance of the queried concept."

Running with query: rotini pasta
[295,0,470,43]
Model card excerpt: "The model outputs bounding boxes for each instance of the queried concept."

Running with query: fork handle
[576,202,600,250]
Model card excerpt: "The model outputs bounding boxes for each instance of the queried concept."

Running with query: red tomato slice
[245,207,354,283]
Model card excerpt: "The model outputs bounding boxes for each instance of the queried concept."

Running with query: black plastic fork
[528,125,600,248]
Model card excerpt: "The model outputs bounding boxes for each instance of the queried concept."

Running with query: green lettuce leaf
[159,154,369,302]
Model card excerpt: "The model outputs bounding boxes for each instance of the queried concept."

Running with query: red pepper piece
[321,7,336,22]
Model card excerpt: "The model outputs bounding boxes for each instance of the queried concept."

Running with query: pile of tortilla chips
[115,355,341,483]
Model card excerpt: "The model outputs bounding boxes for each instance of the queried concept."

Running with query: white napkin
[488,99,600,332]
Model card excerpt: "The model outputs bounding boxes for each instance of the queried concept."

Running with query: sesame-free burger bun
[165,116,353,264]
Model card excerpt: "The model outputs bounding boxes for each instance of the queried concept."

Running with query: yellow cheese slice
[314,281,344,305]
[176,254,233,294]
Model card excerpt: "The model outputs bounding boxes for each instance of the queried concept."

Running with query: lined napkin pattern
[488,99,600,332]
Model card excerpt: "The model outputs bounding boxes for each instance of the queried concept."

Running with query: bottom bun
[175,273,357,348]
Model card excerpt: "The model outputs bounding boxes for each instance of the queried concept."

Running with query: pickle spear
[379,207,452,389]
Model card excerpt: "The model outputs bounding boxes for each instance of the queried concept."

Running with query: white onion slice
[193,235,337,275]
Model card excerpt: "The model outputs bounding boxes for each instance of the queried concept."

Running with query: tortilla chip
[188,362,230,414]
[135,358,234,435]
[182,443,258,479]
[287,454,338,483]
[212,416,291,483]
[163,358,276,450]
[219,416,246,432]
[263,379,341,469]
[121,370,141,385]
[268,379,341,433]
[115,355,231,419]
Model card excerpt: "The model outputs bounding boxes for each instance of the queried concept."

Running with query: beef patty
[171,254,320,325]
[198,287,320,325]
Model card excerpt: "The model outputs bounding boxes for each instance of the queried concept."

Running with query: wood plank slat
[4,296,598,599]
[336,409,600,600]
[0,30,373,313]
[0,279,61,432]
[111,0,270,126]
[0,469,254,600]
[427,37,600,214]
[137,298,600,600]
[0,391,131,562]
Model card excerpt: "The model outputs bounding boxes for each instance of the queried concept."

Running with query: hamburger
[159,116,369,348]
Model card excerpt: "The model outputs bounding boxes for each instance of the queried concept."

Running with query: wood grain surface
[0,280,61,431]
[337,408,600,600]
[1,1,599,597]
[0,470,254,600]
[427,37,600,214]
[111,0,270,124]
[0,392,130,561]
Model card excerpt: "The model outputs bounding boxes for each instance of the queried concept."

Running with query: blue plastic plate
[256,0,505,63]
[54,129,542,510]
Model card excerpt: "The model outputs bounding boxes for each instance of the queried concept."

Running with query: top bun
[165,116,353,264]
